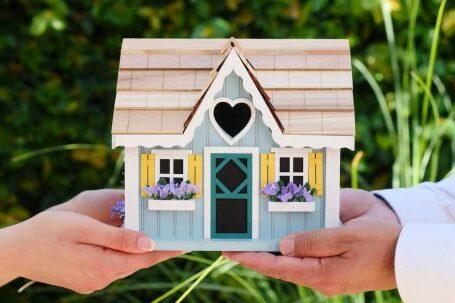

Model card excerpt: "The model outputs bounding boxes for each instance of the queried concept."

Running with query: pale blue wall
[139,71,325,249]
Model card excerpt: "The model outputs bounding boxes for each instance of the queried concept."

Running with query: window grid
[272,149,310,187]
[277,156,306,186]
[157,158,185,183]
[151,150,191,185]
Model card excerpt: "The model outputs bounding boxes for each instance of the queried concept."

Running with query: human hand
[0,190,182,294]
[224,189,401,295]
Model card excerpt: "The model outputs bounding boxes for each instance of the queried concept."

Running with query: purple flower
[158,184,171,199]
[287,182,299,195]
[278,192,293,202]
[145,178,199,200]
[111,199,125,218]
[170,180,186,198]
[300,187,313,202]
[261,182,279,196]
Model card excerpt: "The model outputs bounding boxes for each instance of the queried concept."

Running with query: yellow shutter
[308,152,324,195]
[140,154,155,197]
[260,154,268,189]
[260,153,275,189]
[188,154,203,198]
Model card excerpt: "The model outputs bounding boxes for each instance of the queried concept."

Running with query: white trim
[208,97,256,145]
[268,201,315,212]
[203,147,259,239]
[150,149,192,156]
[112,133,355,150]
[148,199,195,211]
[273,149,309,186]
[151,149,191,184]
[110,47,354,151]
[271,147,312,154]
[124,147,140,231]
[325,148,341,227]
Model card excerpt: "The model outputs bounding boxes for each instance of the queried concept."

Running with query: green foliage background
[0,0,454,302]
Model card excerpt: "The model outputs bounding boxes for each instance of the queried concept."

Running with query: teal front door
[211,153,252,239]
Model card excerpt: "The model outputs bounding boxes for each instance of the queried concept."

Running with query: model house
[111,38,355,251]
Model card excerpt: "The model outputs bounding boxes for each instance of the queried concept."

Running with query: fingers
[51,189,125,226]
[223,252,322,286]
[339,188,374,223]
[74,245,183,293]
[78,217,154,253]
[280,228,347,257]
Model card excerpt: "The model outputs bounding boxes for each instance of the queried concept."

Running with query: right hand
[3,190,182,294]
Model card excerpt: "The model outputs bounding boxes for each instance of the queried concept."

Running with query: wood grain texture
[122,38,350,55]
[163,70,195,90]
[247,54,275,69]
[118,109,191,134]
[120,54,148,68]
[148,54,180,68]
[113,38,355,137]
[286,111,323,134]
[320,71,353,88]
[127,109,162,133]
[337,90,354,109]
[269,90,304,109]
[131,71,163,90]
[118,53,350,71]
[115,92,148,108]
[304,90,338,109]
[111,110,130,133]
[180,54,213,68]
[256,71,353,89]
[161,110,190,133]
[117,71,132,90]
[321,111,355,135]
[274,55,307,69]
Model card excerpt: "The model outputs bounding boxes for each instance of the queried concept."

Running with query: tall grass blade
[421,0,447,123]
[352,59,396,139]
[11,144,110,164]
[175,255,225,303]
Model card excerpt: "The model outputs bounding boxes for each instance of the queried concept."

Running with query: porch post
[324,148,341,228]
[124,147,140,231]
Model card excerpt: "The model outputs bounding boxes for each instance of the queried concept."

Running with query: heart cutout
[209,97,256,145]
[214,102,251,137]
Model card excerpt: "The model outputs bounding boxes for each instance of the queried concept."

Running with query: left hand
[49,189,126,227]
[223,189,402,296]
[0,189,183,293]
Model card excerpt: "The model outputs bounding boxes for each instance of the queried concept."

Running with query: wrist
[0,223,23,285]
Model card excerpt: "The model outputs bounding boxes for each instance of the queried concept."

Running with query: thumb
[80,217,155,253]
[280,228,347,258]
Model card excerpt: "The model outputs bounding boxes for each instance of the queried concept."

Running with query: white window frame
[151,150,192,184]
[271,148,311,186]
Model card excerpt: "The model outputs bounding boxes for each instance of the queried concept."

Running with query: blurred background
[0,0,454,302]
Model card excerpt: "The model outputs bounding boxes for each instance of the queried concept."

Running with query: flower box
[148,199,196,211]
[268,201,315,212]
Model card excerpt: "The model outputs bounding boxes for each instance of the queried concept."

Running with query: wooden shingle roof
[112,38,354,137]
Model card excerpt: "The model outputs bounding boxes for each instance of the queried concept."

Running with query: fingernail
[280,238,294,256]
[137,236,155,251]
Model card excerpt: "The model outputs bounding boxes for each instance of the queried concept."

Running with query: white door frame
[203,147,259,239]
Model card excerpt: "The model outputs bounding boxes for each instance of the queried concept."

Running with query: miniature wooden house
[112,38,355,251]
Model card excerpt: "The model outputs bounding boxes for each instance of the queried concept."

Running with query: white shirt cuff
[395,224,455,303]
[373,184,450,225]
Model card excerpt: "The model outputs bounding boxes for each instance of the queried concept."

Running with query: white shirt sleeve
[373,176,455,303]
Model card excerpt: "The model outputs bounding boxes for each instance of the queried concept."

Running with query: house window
[153,150,191,184]
[273,148,309,186]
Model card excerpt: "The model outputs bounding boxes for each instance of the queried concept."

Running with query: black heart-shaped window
[213,102,252,137]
